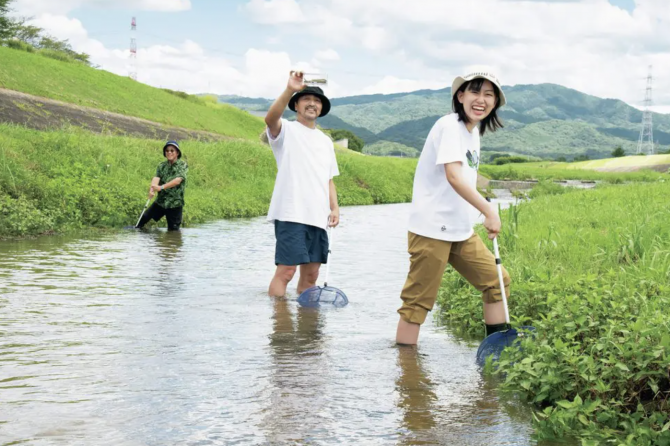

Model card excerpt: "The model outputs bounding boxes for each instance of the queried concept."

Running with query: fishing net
[297,285,348,307]
[476,326,536,366]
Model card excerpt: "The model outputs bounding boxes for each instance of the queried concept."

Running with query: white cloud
[243,0,305,24]
[12,0,190,15]
[25,13,323,99]
[243,0,670,105]
[359,76,445,95]
[27,14,108,57]
[314,49,340,62]
[9,0,670,105]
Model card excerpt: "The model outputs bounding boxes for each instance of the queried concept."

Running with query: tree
[327,129,365,153]
[611,146,626,158]
[0,0,13,40]
[2,15,92,65]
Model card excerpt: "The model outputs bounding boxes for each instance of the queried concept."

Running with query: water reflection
[396,346,438,444]
[154,230,184,261]
[264,298,328,443]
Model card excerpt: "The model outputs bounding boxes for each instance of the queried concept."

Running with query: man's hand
[328,207,340,227]
[287,71,306,93]
[148,186,156,199]
[483,204,501,240]
[150,184,162,194]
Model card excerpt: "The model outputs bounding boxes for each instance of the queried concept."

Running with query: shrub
[5,39,34,52]
[611,146,626,157]
[493,156,531,165]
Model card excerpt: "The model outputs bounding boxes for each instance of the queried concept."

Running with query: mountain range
[218,84,670,159]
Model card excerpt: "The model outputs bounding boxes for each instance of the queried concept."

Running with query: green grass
[480,162,669,183]
[0,124,417,237]
[437,184,670,444]
[0,46,265,140]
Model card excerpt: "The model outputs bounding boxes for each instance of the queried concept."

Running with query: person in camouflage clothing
[136,140,188,231]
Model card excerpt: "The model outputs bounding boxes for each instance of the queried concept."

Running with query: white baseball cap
[451,66,506,107]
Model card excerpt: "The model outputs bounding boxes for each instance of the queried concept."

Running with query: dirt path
[0,88,233,142]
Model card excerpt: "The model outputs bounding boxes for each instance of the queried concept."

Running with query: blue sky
[11,0,669,112]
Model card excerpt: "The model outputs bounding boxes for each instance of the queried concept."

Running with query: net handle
[135,198,152,227]
[492,237,510,324]
[324,226,333,287]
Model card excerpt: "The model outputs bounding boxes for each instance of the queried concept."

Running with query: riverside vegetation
[0,124,416,237]
[438,182,670,445]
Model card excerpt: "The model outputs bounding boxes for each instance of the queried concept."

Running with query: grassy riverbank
[0,46,265,140]
[0,124,416,237]
[480,162,669,183]
[570,154,670,171]
[437,183,670,444]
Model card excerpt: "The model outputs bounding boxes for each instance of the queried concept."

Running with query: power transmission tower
[129,17,137,81]
[636,65,654,155]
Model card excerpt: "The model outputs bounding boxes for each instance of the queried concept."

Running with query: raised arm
[265,71,306,138]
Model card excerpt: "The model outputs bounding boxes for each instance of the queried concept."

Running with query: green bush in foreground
[437,183,670,444]
[0,124,416,237]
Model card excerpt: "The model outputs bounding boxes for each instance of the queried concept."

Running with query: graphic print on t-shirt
[466,149,479,171]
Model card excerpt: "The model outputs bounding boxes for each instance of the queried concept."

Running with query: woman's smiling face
[457,79,498,125]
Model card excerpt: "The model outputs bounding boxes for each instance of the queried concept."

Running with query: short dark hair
[451,78,504,136]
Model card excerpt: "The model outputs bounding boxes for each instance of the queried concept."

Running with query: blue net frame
[476,326,536,366]
[297,285,348,308]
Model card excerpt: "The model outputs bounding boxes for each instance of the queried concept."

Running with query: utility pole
[636,65,654,155]
[129,17,137,81]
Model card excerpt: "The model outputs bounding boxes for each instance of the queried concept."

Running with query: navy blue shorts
[274,220,329,266]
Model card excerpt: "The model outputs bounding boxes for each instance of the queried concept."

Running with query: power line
[88,29,387,79]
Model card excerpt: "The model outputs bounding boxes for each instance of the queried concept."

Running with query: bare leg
[297,262,320,294]
[483,301,506,325]
[268,265,297,297]
[396,317,421,345]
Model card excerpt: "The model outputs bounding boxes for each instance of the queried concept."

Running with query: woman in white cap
[396,67,509,345]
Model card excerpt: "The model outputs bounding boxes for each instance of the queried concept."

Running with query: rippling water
[1,202,575,445]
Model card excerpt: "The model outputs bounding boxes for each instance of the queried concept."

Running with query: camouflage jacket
[155,159,188,209]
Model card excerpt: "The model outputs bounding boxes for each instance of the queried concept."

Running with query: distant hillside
[219,84,670,159]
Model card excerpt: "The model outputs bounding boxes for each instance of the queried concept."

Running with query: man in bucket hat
[136,140,188,231]
[396,66,510,345]
[265,71,340,297]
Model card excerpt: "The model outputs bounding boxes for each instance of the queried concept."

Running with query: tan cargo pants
[398,231,510,325]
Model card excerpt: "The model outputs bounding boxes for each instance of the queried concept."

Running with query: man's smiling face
[295,94,322,121]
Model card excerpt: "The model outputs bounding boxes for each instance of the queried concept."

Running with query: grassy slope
[0,124,416,237]
[0,46,265,140]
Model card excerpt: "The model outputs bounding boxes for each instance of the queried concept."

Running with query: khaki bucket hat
[451,66,506,107]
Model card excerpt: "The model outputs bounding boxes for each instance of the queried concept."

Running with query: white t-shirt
[408,113,481,242]
[266,119,340,230]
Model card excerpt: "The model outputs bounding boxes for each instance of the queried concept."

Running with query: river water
[1,200,575,445]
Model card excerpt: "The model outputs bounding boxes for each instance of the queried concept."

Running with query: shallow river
[1,201,576,445]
